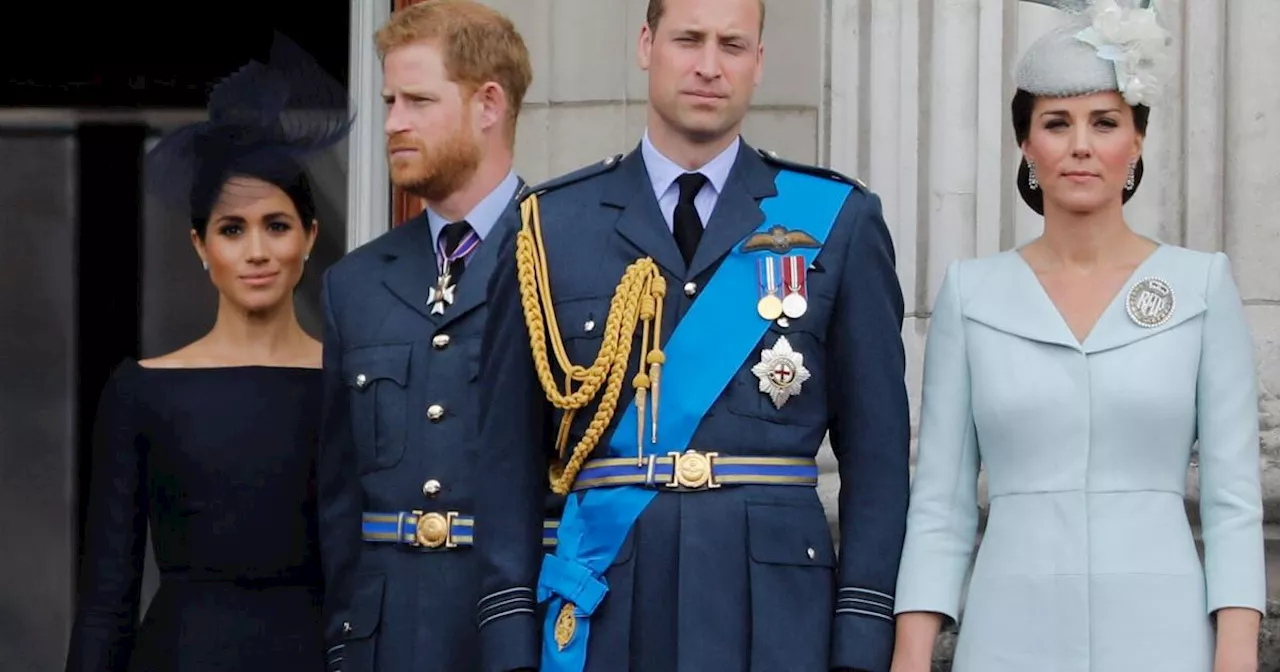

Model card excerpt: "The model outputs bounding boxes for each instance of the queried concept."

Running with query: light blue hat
[1015,0,1173,107]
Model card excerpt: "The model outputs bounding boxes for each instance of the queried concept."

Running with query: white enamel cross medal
[750,335,811,409]
[427,272,455,315]
[429,223,480,315]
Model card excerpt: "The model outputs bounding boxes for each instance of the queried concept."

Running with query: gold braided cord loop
[517,193,667,494]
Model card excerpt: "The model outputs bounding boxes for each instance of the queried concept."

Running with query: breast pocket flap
[747,501,836,568]
[344,343,412,389]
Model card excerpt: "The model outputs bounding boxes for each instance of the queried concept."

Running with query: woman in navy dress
[65,34,352,672]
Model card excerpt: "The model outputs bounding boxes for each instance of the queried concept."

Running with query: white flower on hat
[1074,0,1173,106]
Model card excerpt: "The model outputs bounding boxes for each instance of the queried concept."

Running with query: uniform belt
[361,511,560,550]
[571,451,819,492]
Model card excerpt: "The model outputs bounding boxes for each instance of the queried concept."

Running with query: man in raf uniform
[316,3,554,671]
[472,0,910,671]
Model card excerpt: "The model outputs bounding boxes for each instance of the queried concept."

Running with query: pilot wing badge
[739,225,821,255]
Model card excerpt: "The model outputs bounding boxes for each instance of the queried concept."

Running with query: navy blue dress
[65,359,326,671]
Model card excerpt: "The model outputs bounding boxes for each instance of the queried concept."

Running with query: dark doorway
[0,2,350,109]
[0,3,352,670]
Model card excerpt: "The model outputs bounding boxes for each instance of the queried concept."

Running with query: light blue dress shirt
[425,169,520,255]
[640,130,740,231]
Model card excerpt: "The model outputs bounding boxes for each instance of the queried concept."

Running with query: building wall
[498,0,825,180]
[0,133,79,672]
[345,0,826,248]
[828,0,1280,467]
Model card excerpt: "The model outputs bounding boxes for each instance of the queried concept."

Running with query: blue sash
[536,169,852,671]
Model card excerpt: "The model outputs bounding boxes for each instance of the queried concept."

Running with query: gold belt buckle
[665,450,721,490]
[410,510,458,549]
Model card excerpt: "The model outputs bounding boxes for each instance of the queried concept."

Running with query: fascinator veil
[144,32,354,228]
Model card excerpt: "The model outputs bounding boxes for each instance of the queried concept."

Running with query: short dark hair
[1011,88,1151,215]
[646,0,766,36]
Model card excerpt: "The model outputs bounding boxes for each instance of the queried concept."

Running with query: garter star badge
[750,335,811,409]
[1125,276,1174,328]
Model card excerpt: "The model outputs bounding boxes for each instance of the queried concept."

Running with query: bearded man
[315,3,551,671]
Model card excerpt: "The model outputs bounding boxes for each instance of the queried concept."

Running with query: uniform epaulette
[524,154,626,200]
[755,147,868,191]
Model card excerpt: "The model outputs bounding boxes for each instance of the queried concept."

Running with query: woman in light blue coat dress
[890,1,1266,671]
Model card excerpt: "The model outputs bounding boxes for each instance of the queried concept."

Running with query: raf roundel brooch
[1125,276,1175,328]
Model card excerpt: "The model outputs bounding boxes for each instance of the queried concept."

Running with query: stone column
[345,0,391,249]
[1226,0,1280,537]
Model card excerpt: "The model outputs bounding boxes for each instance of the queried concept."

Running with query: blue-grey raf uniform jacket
[472,144,910,672]
[317,184,548,672]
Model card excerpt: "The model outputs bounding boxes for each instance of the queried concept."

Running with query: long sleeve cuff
[892,541,968,624]
[831,587,895,672]
[326,642,344,671]
[478,587,540,671]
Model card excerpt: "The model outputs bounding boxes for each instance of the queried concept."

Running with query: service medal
[756,256,784,321]
[757,295,784,321]
[781,254,808,319]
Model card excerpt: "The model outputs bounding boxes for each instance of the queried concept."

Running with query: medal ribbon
[436,228,481,275]
[757,256,780,299]
[783,255,806,299]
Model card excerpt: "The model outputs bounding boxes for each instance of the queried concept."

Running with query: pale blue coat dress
[894,244,1266,671]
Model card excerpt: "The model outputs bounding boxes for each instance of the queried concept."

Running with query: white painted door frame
[345,0,392,251]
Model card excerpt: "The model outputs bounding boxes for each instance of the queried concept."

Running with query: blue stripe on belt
[571,451,819,492]
[361,511,559,550]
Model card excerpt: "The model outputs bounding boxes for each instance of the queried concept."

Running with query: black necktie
[673,172,708,267]
[440,220,473,285]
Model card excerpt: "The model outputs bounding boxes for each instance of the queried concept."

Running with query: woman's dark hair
[189,156,318,240]
[145,32,352,239]
[1012,88,1151,215]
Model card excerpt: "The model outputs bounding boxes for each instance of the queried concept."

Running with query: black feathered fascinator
[145,32,355,226]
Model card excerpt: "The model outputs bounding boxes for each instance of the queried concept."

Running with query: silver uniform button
[806,547,816,560]
[343,621,352,633]
[684,281,697,297]
[423,479,442,497]
[584,319,596,332]
[354,373,368,388]
[432,333,451,349]
[427,404,445,421]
